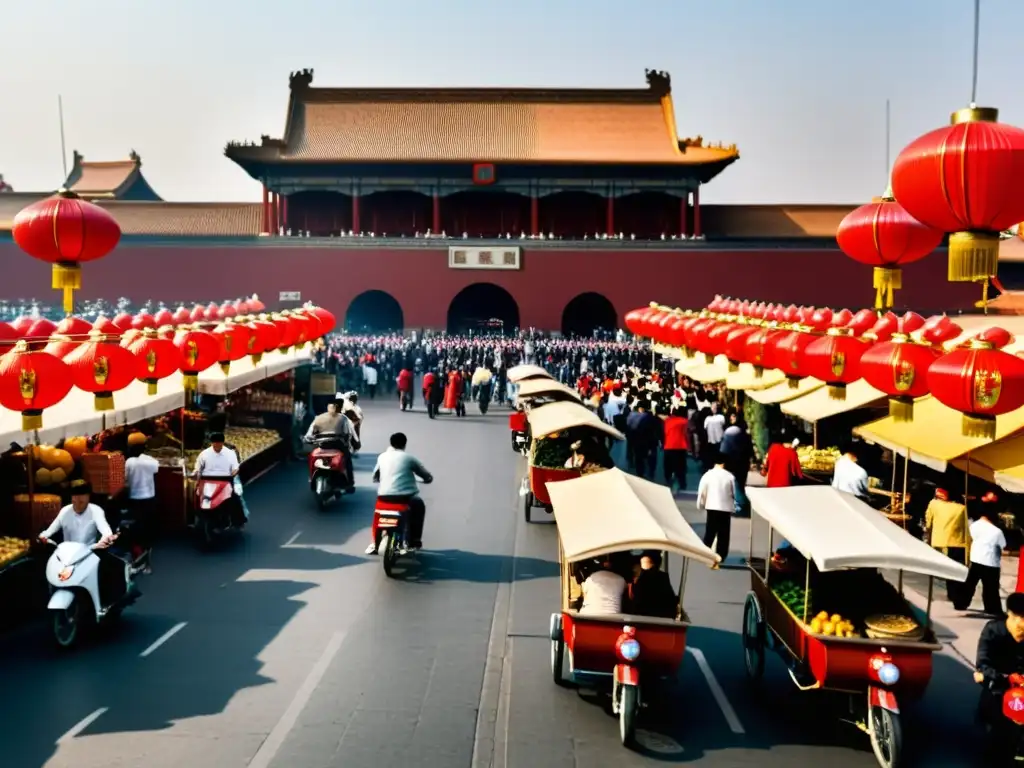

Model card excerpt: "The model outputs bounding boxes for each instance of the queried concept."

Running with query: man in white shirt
[364,364,379,400]
[579,559,626,615]
[370,432,433,554]
[697,451,735,565]
[831,445,869,499]
[704,402,726,447]
[125,443,160,570]
[194,432,244,527]
[961,504,1007,616]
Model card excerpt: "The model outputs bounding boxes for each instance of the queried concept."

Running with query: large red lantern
[725,323,759,371]
[804,329,870,400]
[0,342,74,430]
[91,315,121,341]
[250,318,280,364]
[247,295,266,313]
[219,302,237,320]
[240,319,267,365]
[746,317,788,376]
[173,328,219,389]
[892,106,1024,283]
[189,305,206,324]
[0,323,21,354]
[836,197,943,309]
[25,318,57,350]
[43,336,77,360]
[126,330,180,395]
[927,335,1024,438]
[860,334,943,421]
[11,317,33,336]
[131,312,156,331]
[273,313,302,352]
[211,322,252,374]
[63,336,137,411]
[776,331,820,388]
[204,302,221,322]
[171,306,191,325]
[153,309,175,328]
[290,310,319,348]
[307,306,337,337]
[11,191,121,313]
[55,315,92,344]
[112,312,133,332]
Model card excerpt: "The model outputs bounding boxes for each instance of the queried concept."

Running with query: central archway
[561,292,618,337]
[447,283,520,335]
[345,290,404,333]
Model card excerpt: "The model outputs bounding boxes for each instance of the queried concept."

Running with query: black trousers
[703,510,732,561]
[368,383,377,400]
[943,547,966,603]
[958,561,1003,614]
[378,494,426,545]
[663,449,688,489]
[630,443,657,479]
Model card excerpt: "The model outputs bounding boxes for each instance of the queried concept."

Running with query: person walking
[924,487,970,604]
[719,412,754,516]
[625,400,662,480]
[762,430,803,488]
[364,363,379,400]
[697,450,735,565]
[662,406,689,492]
[958,496,1007,615]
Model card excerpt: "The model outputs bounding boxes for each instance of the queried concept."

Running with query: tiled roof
[0,197,261,236]
[226,69,739,166]
[69,161,137,196]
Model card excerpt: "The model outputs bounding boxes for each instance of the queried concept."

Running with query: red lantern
[112,312,133,332]
[0,321,22,353]
[725,323,759,371]
[240,319,266,365]
[43,336,76,360]
[247,295,266,313]
[668,317,688,349]
[921,315,962,346]
[846,309,878,337]
[290,310,320,348]
[91,315,121,341]
[640,308,667,341]
[234,299,249,315]
[127,330,180,395]
[250,318,280,364]
[220,303,237,320]
[211,322,251,374]
[131,312,156,331]
[171,306,191,325]
[11,316,33,336]
[976,326,1013,349]
[273,313,302,351]
[776,330,821,388]
[153,309,175,327]
[173,328,219,390]
[204,302,221,322]
[55,315,93,346]
[0,342,74,430]
[892,106,1024,282]
[746,322,788,377]
[928,336,1024,438]
[860,333,943,421]
[25,318,57,350]
[836,197,942,309]
[703,320,735,363]
[189,305,206,324]
[865,312,899,342]
[120,329,143,348]
[63,336,137,411]
[11,191,121,313]
[653,312,678,346]
[307,306,337,337]
[804,328,870,400]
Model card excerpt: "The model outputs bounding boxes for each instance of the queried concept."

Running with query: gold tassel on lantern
[962,413,997,439]
[948,232,1000,282]
[728,361,739,373]
[787,376,800,390]
[889,397,914,422]
[873,267,902,310]
[182,373,199,390]
[94,392,114,411]
[52,262,81,314]
[22,410,43,431]
[827,384,847,401]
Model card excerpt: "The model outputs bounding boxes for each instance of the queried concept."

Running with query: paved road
[0,400,988,767]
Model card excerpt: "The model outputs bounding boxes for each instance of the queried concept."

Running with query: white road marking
[282,531,302,547]
[140,622,187,658]
[247,630,346,768]
[56,707,108,744]
[686,646,745,734]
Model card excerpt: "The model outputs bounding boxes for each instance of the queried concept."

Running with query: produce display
[797,445,840,473]
[182,426,281,467]
[233,389,294,414]
[530,436,574,469]
[770,568,919,641]
[0,537,30,567]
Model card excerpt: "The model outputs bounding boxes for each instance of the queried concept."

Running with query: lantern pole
[885,98,891,182]
[58,95,68,180]
[970,0,981,106]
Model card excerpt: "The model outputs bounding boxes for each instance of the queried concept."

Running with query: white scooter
[42,535,140,649]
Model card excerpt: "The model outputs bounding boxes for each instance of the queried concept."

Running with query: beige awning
[781,379,887,424]
[747,486,969,581]
[527,401,625,441]
[674,354,705,374]
[686,354,731,383]
[548,468,720,567]
[515,378,582,402]
[746,377,825,404]
[726,363,785,391]
[507,364,553,382]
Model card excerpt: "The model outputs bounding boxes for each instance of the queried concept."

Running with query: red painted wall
[0,241,976,330]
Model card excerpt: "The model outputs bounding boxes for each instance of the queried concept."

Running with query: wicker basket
[11,493,63,538]
[80,452,126,496]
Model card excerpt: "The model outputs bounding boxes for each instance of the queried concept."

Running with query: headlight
[58,566,74,581]
[878,662,900,686]
[619,638,641,661]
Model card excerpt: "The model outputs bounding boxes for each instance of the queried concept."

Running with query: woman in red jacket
[762,431,803,487]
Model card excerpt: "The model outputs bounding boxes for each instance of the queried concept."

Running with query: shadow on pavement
[394,548,559,584]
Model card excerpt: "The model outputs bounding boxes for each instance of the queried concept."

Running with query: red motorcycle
[193,476,244,548]
[987,672,1024,762]
[307,435,351,510]
[374,500,411,577]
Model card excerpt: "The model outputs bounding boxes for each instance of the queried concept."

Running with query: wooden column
[432,192,441,233]
[530,194,539,236]
[351,193,361,234]
[693,185,702,238]
[281,195,289,231]
[680,192,690,238]
[605,194,615,237]
[271,193,279,234]
[261,185,270,234]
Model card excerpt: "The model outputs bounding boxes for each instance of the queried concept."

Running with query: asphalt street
[0,398,991,767]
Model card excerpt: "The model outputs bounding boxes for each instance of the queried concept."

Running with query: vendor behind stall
[831,443,869,500]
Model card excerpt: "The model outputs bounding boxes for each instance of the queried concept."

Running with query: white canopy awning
[727,364,785,392]
[548,468,720,566]
[746,377,824,404]
[686,355,731,383]
[515,378,581,402]
[781,379,886,424]
[507,364,553,383]
[199,348,310,395]
[746,486,969,582]
[527,401,624,441]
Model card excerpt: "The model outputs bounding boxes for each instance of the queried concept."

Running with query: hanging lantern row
[0,306,336,432]
[624,297,1024,438]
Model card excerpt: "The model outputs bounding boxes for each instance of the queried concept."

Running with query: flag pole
[58,95,68,180]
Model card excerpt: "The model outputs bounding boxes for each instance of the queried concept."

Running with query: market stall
[514,378,582,406]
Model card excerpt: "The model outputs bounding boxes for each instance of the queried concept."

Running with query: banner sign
[448,246,521,270]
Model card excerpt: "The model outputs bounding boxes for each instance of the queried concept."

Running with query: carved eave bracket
[645,68,671,98]
[289,68,314,91]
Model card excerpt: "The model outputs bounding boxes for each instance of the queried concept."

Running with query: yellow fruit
[830,614,842,625]
[34,467,52,486]
[816,611,829,621]
[809,617,824,634]
[50,467,67,484]
[822,621,836,636]
[844,630,855,638]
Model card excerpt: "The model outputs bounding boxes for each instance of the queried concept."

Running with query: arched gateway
[561,292,618,337]
[345,290,404,332]
[447,283,520,335]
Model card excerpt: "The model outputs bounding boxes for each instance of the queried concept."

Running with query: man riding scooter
[976,591,1024,762]
[337,391,363,452]
[193,432,245,529]
[367,432,432,555]
[305,401,358,492]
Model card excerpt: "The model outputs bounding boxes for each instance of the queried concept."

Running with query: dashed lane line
[56,707,108,745]
[140,622,188,658]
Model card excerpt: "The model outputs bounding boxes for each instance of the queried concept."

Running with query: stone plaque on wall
[448,246,520,270]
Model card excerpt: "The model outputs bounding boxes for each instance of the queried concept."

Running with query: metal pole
[970,0,981,105]
[58,95,68,180]
[885,98,891,182]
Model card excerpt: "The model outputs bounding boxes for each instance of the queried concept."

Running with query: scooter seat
[375,501,410,513]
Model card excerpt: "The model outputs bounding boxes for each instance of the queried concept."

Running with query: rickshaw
[506,363,554,384]
[546,468,721,746]
[508,379,582,455]
[741,485,969,768]
[522,401,624,523]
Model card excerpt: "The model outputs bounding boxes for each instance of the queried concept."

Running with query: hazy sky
[1,0,1020,205]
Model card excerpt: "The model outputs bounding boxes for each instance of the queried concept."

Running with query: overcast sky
[1,0,1020,204]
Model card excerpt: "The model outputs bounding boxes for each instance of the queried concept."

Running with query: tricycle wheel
[524,491,534,523]
[869,707,902,768]
[550,637,565,685]
[381,532,397,578]
[742,592,765,684]
[618,684,639,747]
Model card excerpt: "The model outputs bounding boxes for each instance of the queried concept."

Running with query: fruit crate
[81,452,126,496]
[11,493,63,539]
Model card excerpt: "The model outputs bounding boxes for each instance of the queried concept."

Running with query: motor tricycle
[307,435,352,510]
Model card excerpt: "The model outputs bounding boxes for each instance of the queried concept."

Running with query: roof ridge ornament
[289,68,314,91]
[644,69,671,97]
